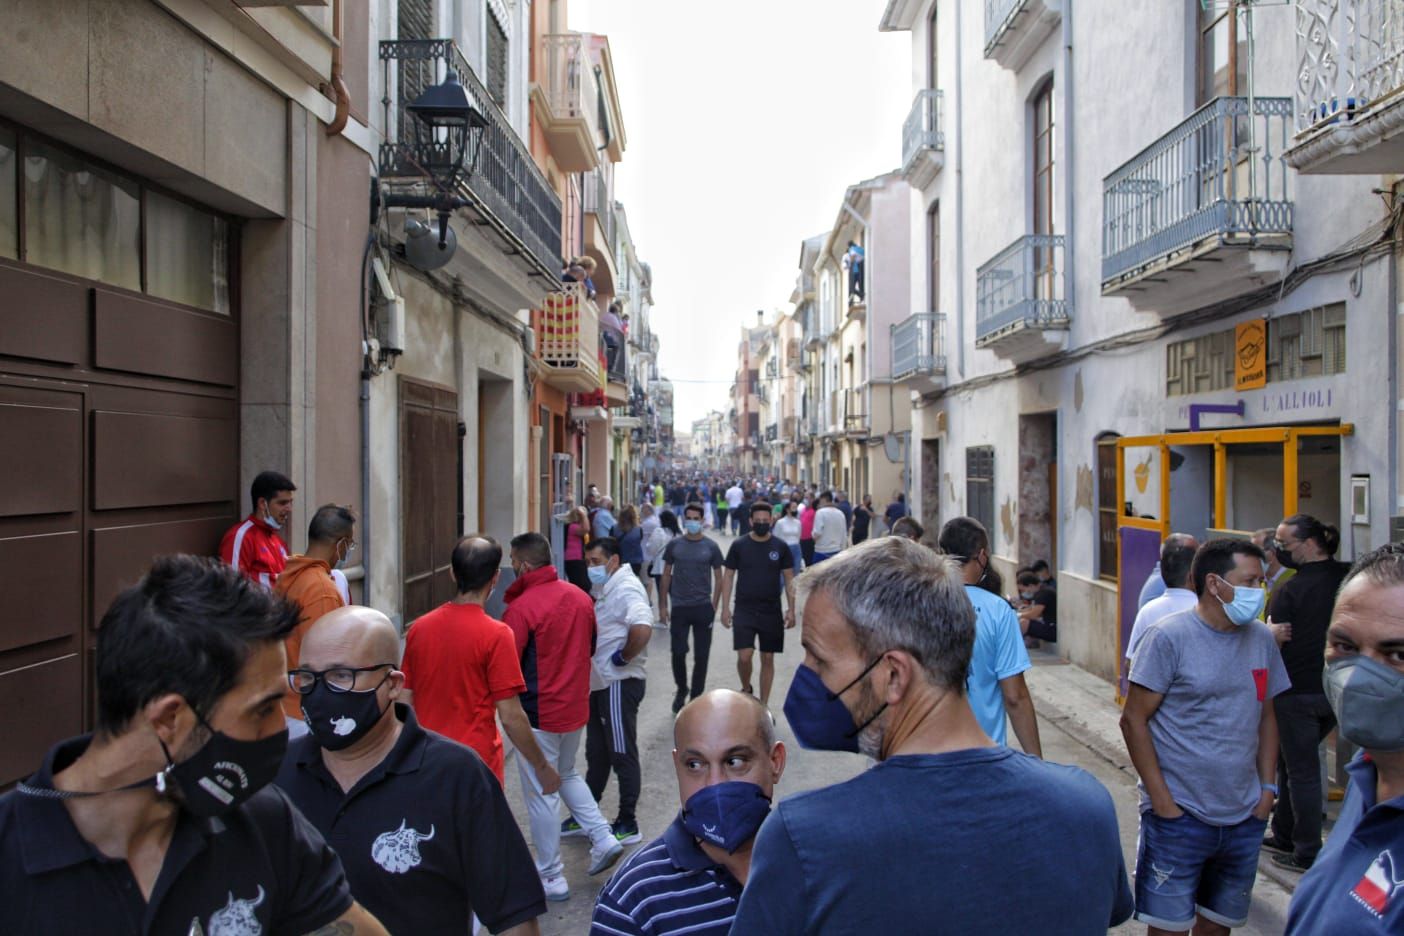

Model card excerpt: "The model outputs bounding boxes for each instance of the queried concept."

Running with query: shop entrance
[1114,424,1352,699]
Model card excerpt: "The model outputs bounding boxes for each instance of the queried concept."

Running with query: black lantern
[406,70,489,181]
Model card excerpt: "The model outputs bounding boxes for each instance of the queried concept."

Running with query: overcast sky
[569,0,911,430]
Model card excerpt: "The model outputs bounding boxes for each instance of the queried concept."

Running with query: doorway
[921,438,941,535]
[1018,413,1057,568]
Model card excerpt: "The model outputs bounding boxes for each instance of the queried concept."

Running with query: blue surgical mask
[782,660,886,753]
[1217,579,1266,626]
[588,565,610,586]
[681,781,772,853]
[683,520,704,536]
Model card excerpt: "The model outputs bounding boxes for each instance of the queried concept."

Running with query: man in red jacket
[219,470,296,588]
[505,532,623,901]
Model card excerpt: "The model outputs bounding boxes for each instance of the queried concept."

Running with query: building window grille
[1096,434,1120,581]
[966,446,995,543]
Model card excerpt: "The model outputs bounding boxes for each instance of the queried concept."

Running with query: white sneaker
[541,874,569,902]
[588,838,624,875]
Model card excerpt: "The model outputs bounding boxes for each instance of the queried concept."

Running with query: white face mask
[262,504,281,530]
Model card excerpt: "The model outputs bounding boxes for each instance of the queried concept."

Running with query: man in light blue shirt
[938,517,1041,755]
[592,497,617,542]
[1137,532,1199,610]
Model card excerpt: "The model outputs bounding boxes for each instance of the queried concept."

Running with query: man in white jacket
[584,536,653,845]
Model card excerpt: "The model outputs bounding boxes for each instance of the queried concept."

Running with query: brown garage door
[0,265,239,786]
[400,376,461,625]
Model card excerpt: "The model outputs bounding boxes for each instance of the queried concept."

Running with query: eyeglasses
[288,663,394,695]
[340,539,358,556]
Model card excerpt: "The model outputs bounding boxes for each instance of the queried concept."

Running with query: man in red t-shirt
[402,535,560,795]
[504,532,624,900]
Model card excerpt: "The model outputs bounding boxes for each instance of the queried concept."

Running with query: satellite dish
[883,432,904,463]
[403,217,456,271]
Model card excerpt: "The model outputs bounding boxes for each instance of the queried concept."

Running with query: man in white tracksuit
[584,536,653,845]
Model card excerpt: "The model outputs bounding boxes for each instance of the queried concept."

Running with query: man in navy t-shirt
[1287,544,1404,935]
[736,538,1133,934]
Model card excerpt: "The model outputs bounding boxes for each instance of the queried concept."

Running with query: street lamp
[373,69,491,263]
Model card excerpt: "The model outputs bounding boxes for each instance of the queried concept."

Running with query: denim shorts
[1134,810,1266,931]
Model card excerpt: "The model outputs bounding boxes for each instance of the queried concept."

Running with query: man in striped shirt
[590,690,786,935]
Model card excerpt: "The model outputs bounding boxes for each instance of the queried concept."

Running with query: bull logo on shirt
[329,716,357,737]
[207,885,265,936]
[371,819,436,873]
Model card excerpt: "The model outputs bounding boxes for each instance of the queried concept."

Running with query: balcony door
[1032,80,1056,306]
[927,6,939,88]
[927,202,940,317]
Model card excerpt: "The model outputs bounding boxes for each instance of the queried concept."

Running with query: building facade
[880,0,1399,683]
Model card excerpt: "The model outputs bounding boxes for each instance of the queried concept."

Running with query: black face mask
[159,710,288,818]
[300,680,389,751]
[752,522,771,537]
[1275,547,1300,571]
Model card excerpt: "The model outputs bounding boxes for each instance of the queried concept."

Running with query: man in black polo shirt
[0,555,386,936]
[720,501,796,704]
[591,689,786,935]
[278,605,546,934]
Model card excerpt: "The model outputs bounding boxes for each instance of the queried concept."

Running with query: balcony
[1288,0,1404,173]
[844,387,869,438]
[901,90,945,188]
[985,0,1062,71]
[976,234,1069,363]
[534,33,602,173]
[765,423,779,444]
[532,285,602,393]
[1101,97,1294,314]
[380,40,562,280]
[891,313,947,395]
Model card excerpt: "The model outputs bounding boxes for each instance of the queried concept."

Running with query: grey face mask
[1324,655,1404,752]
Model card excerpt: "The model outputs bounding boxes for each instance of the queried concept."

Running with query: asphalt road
[500,531,1294,935]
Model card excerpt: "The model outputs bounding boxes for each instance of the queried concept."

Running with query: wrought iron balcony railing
[380,39,562,277]
[582,166,616,255]
[891,313,947,380]
[1296,0,1404,135]
[532,284,601,393]
[976,234,1068,342]
[1102,96,1293,285]
[902,90,945,172]
[540,33,602,139]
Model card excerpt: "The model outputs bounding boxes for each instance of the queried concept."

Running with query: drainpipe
[1062,0,1075,330]
[360,373,372,607]
[953,0,966,379]
[325,0,350,137]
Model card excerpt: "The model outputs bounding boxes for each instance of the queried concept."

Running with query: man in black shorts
[720,501,796,704]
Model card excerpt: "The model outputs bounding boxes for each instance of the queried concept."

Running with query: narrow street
[503,531,1295,935]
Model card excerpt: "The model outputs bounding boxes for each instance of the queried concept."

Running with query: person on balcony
[842,241,865,303]
[601,301,624,376]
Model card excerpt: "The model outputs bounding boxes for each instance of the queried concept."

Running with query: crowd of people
[2,467,1400,936]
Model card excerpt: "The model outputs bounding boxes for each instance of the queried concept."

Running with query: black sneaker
[672,689,688,714]
[1261,835,1293,855]
[612,819,642,845]
[1271,852,1314,873]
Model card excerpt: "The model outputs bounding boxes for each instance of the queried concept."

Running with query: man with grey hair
[1138,532,1200,610]
[737,538,1133,934]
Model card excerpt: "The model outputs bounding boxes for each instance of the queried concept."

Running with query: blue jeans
[811,551,836,565]
[1134,810,1267,931]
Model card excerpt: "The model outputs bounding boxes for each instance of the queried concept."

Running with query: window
[1032,81,1056,299]
[23,139,141,291]
[1267,305,1348,381]
[399,0,433,41]
[146,190,230,314]
[966,446,995,543]
[486,8,509,111]
[1198,0,1247,105]
[0,125,14,259]
[1096,434,1120,580]
[927,202,940,315]
[1166,329,1235,396]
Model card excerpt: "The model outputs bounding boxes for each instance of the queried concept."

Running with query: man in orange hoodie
[276,504,356,720]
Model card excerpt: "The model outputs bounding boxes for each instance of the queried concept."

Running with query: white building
[881,0,1398,683]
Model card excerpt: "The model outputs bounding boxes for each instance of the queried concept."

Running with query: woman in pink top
[563,506,591,594]
[799,497,817,569]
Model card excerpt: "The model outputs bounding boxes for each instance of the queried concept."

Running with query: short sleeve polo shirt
[401,601,527,784]
[591,814,742,935]
[0,735,353,936]
[1286,753,1404,934]
[276,705,545,935]
[963,584,1032,745]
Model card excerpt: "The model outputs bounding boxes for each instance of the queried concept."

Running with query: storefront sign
[1235,321,1267,390]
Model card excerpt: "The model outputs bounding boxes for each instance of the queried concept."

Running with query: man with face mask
[734,537,1132,934]
[0,555,388,935]
[720,501,797,705]
[591,690,784,934]
[938,517,1042,757]
[219,469,296,588]
[1121,538,1289,936]
[1263,513,1350,873]
[1286,542,1404,934]
[275,503,355,724]
[277,606,547,934]
[661,503,726,714]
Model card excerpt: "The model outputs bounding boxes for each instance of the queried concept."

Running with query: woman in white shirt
[645,509,680,625]
[773,501,804,574]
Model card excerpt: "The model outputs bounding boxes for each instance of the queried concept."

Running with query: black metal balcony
[380,39,562,278]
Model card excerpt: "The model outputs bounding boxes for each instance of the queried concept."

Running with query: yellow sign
[1235,320,1267,391]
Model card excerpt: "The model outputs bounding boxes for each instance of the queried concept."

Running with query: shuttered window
[966,446,995,542]
[486,10,509,111]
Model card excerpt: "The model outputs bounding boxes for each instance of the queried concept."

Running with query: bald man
[276,607,548,935]
[590,690,786,935]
